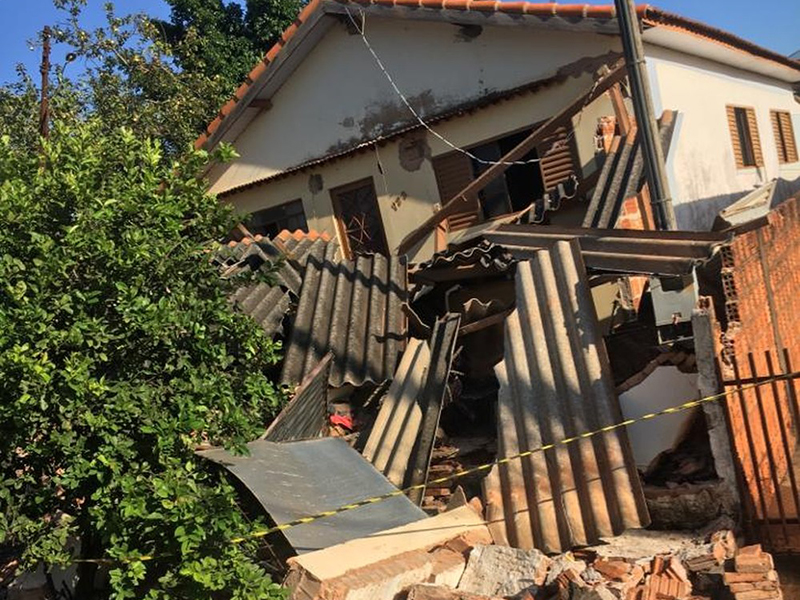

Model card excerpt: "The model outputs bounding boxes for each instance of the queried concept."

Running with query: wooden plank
[397,61,627,255]
[608,83,632,136]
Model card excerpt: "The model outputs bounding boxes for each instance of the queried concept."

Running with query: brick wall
[716,194,800,552]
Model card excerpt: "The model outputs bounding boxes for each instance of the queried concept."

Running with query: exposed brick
[724,570,779,585]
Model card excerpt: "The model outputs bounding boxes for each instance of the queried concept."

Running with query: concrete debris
[457,545,551,598]
[406,584,504,600]
[284,505,490,600]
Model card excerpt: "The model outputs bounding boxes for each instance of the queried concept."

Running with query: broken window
[771,110,798,164]
[431,126,576,230]
[247,199,308,238]
[726,105,763,168]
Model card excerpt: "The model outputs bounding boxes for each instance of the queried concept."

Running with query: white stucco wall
[645,44,800,231]
[619,366,700,468]
[221,68,613,261]
[208,18,620,194]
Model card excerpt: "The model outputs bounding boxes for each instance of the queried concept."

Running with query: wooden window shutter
[536,126,578,192]
[745,108,763,167]
[727,106,744,168]
[771,110,798,164]
[431,152,481,231]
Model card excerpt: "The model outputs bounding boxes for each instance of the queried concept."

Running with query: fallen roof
[197,1,800,154]
[223,230,339,336]
[482,239,649,553]
[280,250,407,388]
[481,224,730,275]
[362,338,431,486]
[197,437,426,554]
[582,110,677,229]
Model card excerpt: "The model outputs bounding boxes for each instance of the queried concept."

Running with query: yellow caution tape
[73,368,800,565]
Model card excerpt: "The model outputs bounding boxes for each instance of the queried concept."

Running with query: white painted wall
[208,18,620,194]
[619,366,699,468]
[645,44,800,231]
[222,69,612,261]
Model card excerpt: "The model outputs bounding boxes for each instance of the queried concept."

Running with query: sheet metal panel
[482,240,649,553]
[198,437,426,554]
[281,252,407,388]
[263,354,332,443]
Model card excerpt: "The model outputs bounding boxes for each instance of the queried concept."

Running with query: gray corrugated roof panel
[583,111,677,229]
[281,252,407,388]
[483,224,729,275]
[363,338,431,487]
[411,240,515,285]
[197,437,427,554]
[263,354,332,443]
[363,314,460,494]
[222,231,340,336]
[482,240,649,553]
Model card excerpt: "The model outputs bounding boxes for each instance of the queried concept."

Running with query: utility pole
[614,0,677,230]
[39,26,52,141]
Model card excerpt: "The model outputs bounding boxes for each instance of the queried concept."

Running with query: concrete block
[285,505,491,600]
[456,544,551,598]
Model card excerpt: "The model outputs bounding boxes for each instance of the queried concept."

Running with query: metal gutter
[482,240,649,553]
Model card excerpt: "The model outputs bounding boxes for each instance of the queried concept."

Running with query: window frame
[770,109,799,165]
[726,105,764,170]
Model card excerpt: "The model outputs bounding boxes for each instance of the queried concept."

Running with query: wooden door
[330,178,389,257]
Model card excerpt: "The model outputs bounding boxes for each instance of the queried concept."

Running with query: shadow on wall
[674,174,800,231]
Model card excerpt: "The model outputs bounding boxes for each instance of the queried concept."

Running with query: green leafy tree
[155,0,304,87]
[0,120,286,599]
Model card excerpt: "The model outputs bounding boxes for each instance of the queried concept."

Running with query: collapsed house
[189,2,800,600]
[196,190,800,600]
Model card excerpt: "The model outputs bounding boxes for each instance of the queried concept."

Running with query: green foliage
[155,0,304,86]
[0,120,286,599]
[0,0,304,156]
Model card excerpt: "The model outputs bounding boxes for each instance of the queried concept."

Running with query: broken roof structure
[222,230,339,336]
[483,240,649,553]
[280,251,407,387]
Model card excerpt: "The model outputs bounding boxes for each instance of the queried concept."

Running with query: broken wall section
[715,193,800,553]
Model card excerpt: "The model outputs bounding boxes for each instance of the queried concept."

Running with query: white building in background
[197,1,800,261]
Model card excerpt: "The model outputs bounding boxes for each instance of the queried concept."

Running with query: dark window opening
[470,130,545,220]
[734,107,756,167]
[247,199,308,238]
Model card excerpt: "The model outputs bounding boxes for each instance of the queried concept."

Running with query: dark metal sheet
[198,437,426,554]
[263,354,332,443]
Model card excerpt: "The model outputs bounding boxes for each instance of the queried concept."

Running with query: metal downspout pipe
[615,0,678,230]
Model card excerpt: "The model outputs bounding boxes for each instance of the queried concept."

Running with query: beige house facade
[201,1,800,261]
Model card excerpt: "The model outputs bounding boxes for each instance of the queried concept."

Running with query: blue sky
[1,0,798,86]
